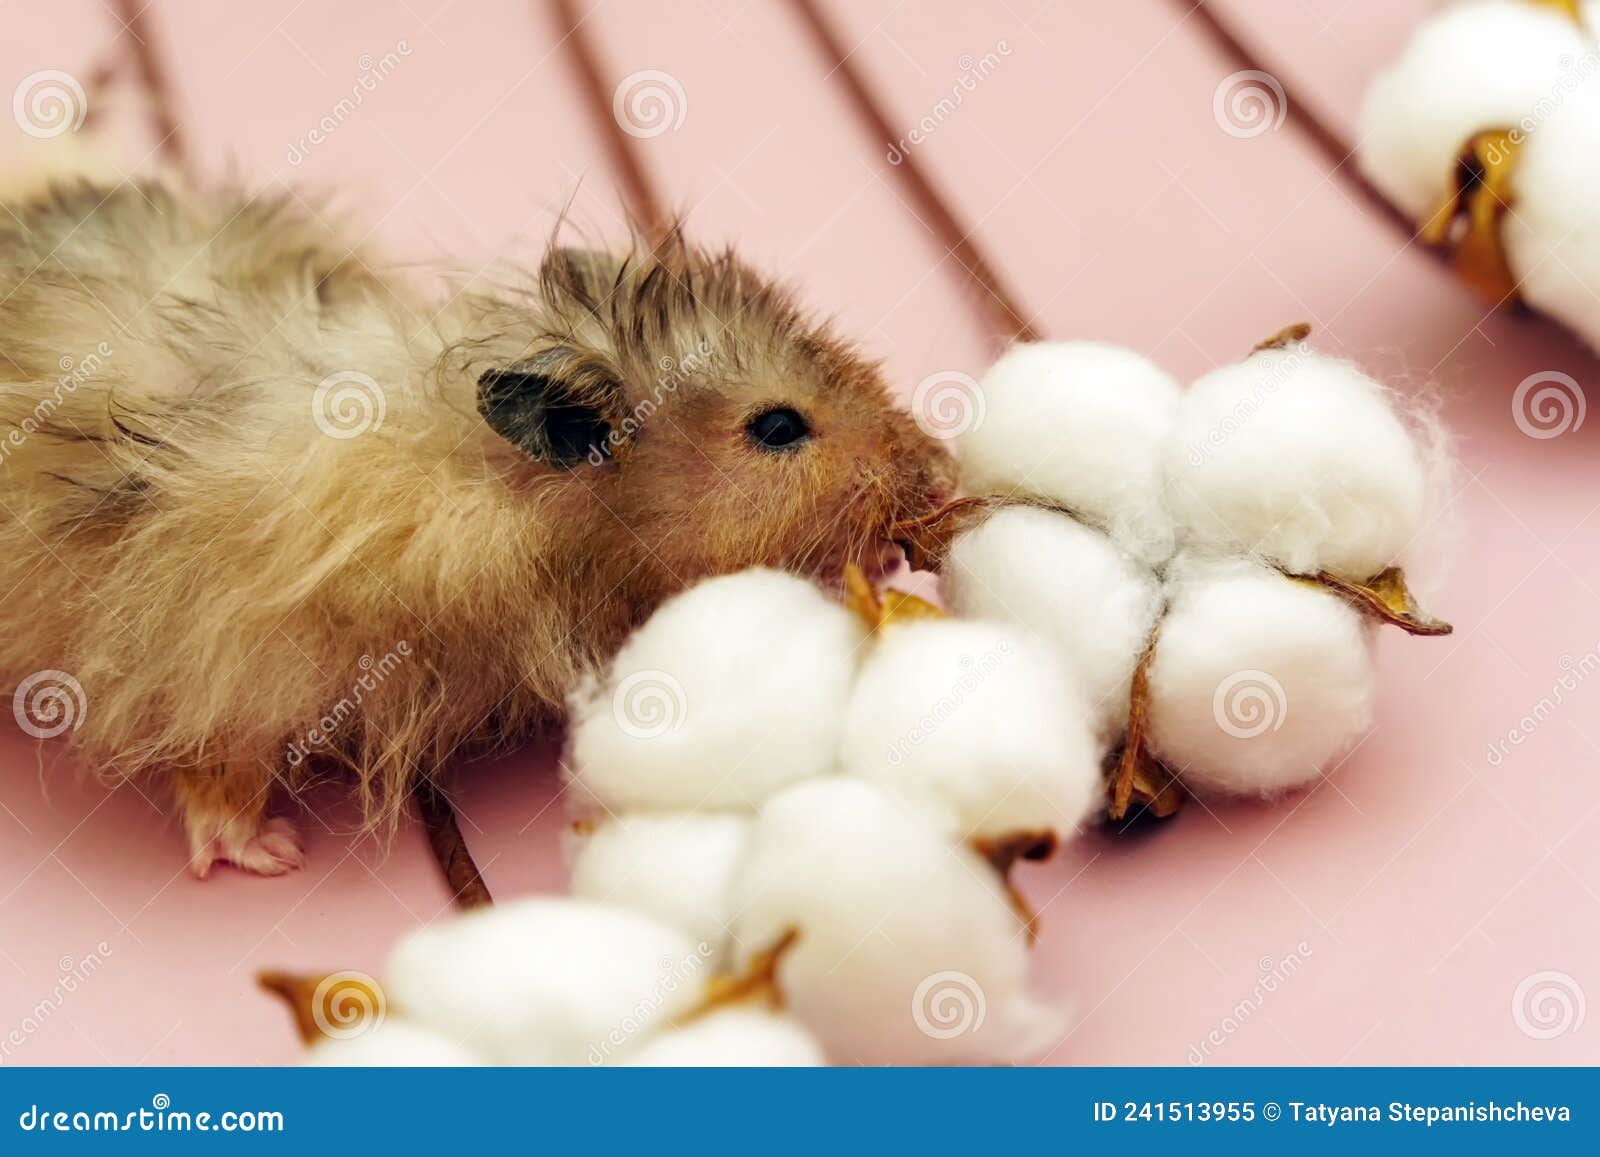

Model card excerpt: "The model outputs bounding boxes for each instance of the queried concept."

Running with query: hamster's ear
[477,349,620,468]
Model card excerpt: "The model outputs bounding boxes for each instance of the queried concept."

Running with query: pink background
[2,0,1597,1065]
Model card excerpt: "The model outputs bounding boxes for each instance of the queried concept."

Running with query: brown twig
[786,0,1041,343]
[416,779,493,908]
[110,0,190,178]
[77,48,125,133]
[890,493,1090,573]
[549,0,671,241]
[1180,0,1424,246]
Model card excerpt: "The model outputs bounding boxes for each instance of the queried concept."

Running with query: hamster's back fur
[0,181,612,854]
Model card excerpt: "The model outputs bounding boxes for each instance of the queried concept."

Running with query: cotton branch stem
[787,0,1042,343]
[417,780,494,909]
[549,0,672,241]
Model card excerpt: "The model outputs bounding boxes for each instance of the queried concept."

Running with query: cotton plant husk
[1419,128,1522,305]
[1105,647,1186,825]
[1293,566,1454,637]
[258,969,387,1044]
[842,563,949,629]
[1251,321,1312,353]
[677,928,799,1023]
[973,831,1059,943]
[1528,0,1583,24]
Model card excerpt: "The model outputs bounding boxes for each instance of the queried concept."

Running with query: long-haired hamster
[0,178,954,876]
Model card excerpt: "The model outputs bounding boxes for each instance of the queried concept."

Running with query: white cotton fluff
[383,897,706,1066]
[1357,0,1591,222]
[943,505,1163,738]
[1164,348,1426,579]
[1502,82,1600,351]
[565,568,865,812]
[622,1008,826,1067]
[303,1019,483,1067]
[732,777,1065,1065]
[567,812,751,965]
[957,341,1182,563]
[839,614,1103,843]
[1145,558,1376,797]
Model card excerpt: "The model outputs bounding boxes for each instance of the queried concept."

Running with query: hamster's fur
[0,178,953,876]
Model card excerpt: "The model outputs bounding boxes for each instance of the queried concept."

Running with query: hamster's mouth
[814,538,904,589]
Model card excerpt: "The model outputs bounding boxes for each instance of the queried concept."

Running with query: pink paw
[190,816,306,879]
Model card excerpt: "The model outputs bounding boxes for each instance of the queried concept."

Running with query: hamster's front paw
[188,813,306,879]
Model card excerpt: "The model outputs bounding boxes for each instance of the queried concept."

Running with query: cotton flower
[943,504,1163,738]
[567,812,751,965]
[1359,0,1600,349]
[838,614,1103,843]
[566,568,866,813]
[1164,347,1427,579]
[382,897,709,1065]
[1499,83,1600,352]
[732,777,1065,1065]
[1357,0,1590,222]
[304,1019,482,1067]
[958,341,1181,563]
[622,1007,825,1067]
[1145,557,1376,797]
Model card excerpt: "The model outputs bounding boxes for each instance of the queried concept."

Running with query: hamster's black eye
[747,407,811,451]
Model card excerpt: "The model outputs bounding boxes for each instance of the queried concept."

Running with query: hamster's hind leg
[173,763,305,879]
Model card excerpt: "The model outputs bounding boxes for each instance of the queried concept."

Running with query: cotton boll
[1358,1,1589,222]
[622,1008,826,1067]
[1146,558,1376,797]
[733,777,1066,1066]
[943,505,1162,738]
[384,897,708,1066]
[958,341,1181,563]
[303,1019,484,1067]
[1165,349,1426,579]
[839,615,1103,843]
[566,568,865,813]
[1503,83,1600,352]
[568,812,751,965]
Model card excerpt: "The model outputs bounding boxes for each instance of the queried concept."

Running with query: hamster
[0,178,955,877]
